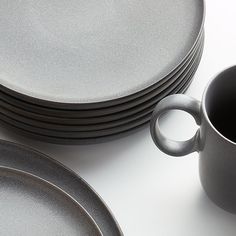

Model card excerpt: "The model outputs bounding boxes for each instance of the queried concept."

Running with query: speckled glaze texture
[151,66,236,213]
[0,140,123,235]
[1,33,204,118]
[0,167,102,236]
[0,40,204,144]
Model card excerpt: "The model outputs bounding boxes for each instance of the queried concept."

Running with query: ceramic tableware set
[0,0,205,144]
[2,0,234,235]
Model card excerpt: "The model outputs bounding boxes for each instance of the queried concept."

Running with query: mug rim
[202,65,236,146]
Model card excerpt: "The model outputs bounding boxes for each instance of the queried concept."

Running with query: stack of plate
[0,0,205,144]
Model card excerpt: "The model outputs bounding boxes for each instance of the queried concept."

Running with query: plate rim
[0,139,123,235]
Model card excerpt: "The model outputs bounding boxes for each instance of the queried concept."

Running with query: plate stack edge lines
[0,0,205,144]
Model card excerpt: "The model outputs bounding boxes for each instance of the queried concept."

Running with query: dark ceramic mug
[150,66,236,213]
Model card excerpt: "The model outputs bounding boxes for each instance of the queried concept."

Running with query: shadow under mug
[150,66,236,213]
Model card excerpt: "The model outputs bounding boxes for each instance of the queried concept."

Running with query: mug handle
[150,94,201,156]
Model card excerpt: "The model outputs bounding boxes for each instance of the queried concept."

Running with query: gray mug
[150,66,236,213]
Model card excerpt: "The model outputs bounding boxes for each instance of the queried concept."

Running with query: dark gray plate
[1,40,204,135]
[0,0,204,108]
[0,47,202,142]
[0,167,102,236]
[1,32,204,118]
[0,140,123,235]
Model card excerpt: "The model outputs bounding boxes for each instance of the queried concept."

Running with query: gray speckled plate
[0,140,123,235]
[0,70,193,145]
[0,0,204,108]
[1,32,204,119]
[0,45,202,143]
[0,39,204,135]
[0,167,102,236]
[0,45,202,138]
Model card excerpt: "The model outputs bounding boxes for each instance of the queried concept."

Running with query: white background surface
[1,0,236,235]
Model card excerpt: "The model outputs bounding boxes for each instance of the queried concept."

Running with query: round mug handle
[150,94,201,156]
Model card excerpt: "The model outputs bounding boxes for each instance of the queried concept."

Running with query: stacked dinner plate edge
[0,35,205,144]
[0,37,204,145]
[0,0,205,144]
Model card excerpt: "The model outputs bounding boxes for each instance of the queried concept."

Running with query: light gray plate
[0,167,102,236]
[0,45,202,143]
[0,0,204,108]
[0,32,204,118]
[0,39,204,136]
[0,140,123,235]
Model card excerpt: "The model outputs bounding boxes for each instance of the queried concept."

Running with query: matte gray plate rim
[0,30,204,115]
[0,165,103,236]
[0,52,202,139]
[0,67,196,139]
[0,31,204,118]
[0,140,123,235]
[0,33,204,126]
[0,40,204,143]
[0,71,193,145]
[0,40,204,136]
[0,0,205,107]
[0,59,195,145]
[0,48,202,141]
[0,29,204,112]
[0,46,203,139]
